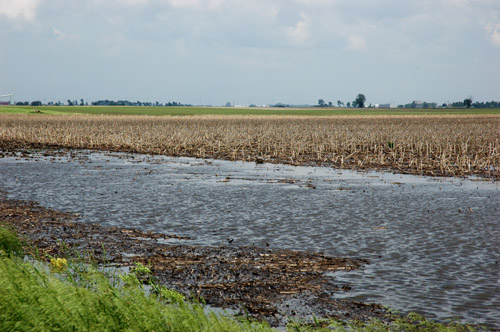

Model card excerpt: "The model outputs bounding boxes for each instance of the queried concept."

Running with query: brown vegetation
[0,114,499,178]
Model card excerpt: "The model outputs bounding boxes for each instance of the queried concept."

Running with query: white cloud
[120,0,148,5]
[292,0,336,6]
[2,0,499,104]
[483,10,500,47]
[167,0,202,9]
[90,0,148,7]
[165,0,234,10]
[165,0,280,18]
[52,27,80,42]
[487,22,500,47]
[0,0,40,21]
[285,14,310,46]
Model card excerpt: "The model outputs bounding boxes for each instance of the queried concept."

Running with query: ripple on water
[0,151,499,329]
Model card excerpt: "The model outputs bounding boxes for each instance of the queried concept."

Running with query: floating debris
[1,192,387,327]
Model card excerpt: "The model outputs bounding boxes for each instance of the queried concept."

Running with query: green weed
[0,245,273,331]
[0,225,24,257]
[0,227,489,331]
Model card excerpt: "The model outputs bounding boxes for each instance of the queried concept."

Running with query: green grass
[0,224,24,257]
[1,105,500,116]
[0,227,487,331]
[0,254,273,331]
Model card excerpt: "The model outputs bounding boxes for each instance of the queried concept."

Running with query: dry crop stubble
[0,114,499,178]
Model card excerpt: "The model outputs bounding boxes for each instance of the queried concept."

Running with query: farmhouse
[0,94,13,105]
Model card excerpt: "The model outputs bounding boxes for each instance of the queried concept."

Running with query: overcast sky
[1,0,499,106]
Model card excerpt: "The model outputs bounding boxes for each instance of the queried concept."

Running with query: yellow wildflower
[50,257,68,271]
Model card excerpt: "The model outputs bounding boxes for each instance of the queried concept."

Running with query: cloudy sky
[1,0,499,106]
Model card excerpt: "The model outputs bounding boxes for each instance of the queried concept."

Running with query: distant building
[0,94,13,105]
[378,103,391,108]
[413,101,423,108]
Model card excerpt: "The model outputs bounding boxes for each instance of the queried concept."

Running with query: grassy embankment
[0,111,499,178]
[0,226,482,331]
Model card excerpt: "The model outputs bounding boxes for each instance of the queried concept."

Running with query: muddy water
[1,150,499,328]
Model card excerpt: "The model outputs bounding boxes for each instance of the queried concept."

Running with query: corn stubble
[1,114,498,178]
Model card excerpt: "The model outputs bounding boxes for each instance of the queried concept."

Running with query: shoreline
[0,191,388,327]
[0,140,498,182]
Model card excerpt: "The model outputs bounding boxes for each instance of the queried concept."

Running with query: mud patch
[1,192,386,326]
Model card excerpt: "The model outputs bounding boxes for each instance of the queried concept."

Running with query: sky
[1,0,499,106]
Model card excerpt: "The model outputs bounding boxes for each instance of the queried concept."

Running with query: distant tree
[337,100,344,107]
[346,102,351,108]
[464,97,473,108]
[470,101,500,108]
[328,101,333,107]
[80,98,84,106]
[31,101,42,106]
[451,101,465,107]
[67,99,74,106]
[318,99,325,107]
[353,94,366,108]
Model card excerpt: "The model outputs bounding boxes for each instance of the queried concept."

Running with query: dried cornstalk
[0,114,498,178]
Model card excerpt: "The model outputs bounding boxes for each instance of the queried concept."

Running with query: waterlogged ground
[1,150,499,328]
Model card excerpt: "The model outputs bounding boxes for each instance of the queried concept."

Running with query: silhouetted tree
[353,94,366,108]
[464,97,473,108]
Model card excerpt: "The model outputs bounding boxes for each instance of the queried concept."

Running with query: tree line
[14,99,190,107]
[10,95,500,109]
[316,94,499,109]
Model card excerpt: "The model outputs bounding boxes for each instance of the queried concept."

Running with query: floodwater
[1,150,499,328]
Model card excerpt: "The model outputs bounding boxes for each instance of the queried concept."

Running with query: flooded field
[1,150,499,328]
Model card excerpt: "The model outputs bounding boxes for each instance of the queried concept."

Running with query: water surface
[1,151,499,328]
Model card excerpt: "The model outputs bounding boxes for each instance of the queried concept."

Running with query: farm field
[0,112,498,178]
[1,105,500,116]
[1,108,499,329]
